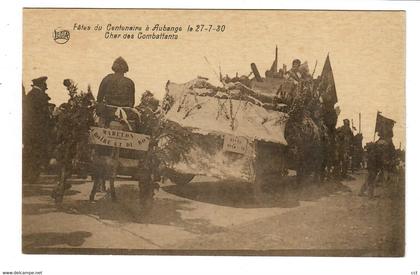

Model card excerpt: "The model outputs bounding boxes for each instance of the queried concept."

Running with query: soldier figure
[376,137,397,184]
[359,142,378,198]
[335,119,354,178]
[286,59,303,82]
[97,56,135,108]
[352,133,364,170]
[23,76,52,184]
[359,138,396,198]
[91,57,136,199]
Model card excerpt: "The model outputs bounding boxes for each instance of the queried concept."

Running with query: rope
[101,104,142,132]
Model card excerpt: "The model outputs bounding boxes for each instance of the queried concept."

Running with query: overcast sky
[23,9,405,148]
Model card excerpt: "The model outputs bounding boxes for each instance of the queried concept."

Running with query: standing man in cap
[335,119,354,179]
[23,76,53,184]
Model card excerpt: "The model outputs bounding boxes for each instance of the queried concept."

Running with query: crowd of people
[22,57,153,186]
[22,56,402,200]
[228,55,402,193]
[288,58,400,196]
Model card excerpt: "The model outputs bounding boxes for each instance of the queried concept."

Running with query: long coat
[23,87,52,177]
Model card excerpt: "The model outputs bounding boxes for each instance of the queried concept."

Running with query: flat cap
[32,76,48,86]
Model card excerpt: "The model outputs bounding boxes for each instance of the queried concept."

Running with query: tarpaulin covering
[165,78,288,145]
[162,78,288,182]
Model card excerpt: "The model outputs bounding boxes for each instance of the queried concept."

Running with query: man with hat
[359,138,396,198]
[23,76,53,184]
[335,119,354,178]
[93,58,136,195]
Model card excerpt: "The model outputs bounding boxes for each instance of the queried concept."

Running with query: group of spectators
[22,56,402,201]
[22,57,159,184]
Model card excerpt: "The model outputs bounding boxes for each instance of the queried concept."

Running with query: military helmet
[292,59,301,66]
[112,57,129,73]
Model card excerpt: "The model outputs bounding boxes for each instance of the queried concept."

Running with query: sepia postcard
[22,8,405,256]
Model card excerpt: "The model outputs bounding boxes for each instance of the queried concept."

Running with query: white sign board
[222,134,248,155]
[89,127,150,151]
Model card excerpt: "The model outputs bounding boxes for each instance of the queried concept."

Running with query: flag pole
[373,111,379,142]
[311,60,318,77]
[359,112,361,134]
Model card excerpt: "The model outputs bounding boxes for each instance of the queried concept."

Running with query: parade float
[160,47,338,188]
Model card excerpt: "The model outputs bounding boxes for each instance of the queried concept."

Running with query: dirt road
[22,171,404,256]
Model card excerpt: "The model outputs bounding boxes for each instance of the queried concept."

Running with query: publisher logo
[52,28,70,44]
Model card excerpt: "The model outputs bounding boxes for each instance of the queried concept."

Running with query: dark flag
[375,111,396,138]
[319,54,338,105]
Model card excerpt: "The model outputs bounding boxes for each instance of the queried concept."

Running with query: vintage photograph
[22,9,405,256]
